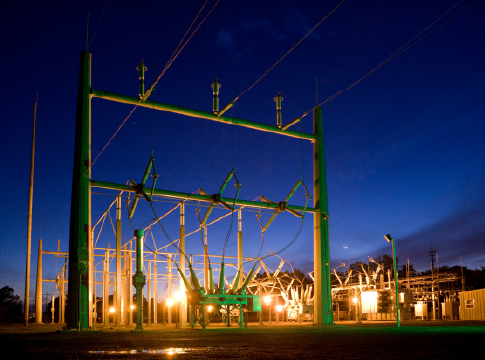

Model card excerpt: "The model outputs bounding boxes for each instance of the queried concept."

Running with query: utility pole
[24,93,37,326]
[429,247,436,320]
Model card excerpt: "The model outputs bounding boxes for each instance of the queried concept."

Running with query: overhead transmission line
[88,0,220,172]
[88,0,110,50]
[300,0,480,119]
[225,0,346,109]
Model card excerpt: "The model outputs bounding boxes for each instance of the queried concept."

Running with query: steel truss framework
[66,51,333,329]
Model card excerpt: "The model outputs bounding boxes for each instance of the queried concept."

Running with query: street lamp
[109,307,115,324]
[352,296,361,323]
[264,296,272,325]
[385,234,400,328]
[168,293,184,329]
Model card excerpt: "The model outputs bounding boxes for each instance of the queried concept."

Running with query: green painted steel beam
[313,106,333,326]
[91,89,315,141]
[90,179,319,213]
[66,51,91,330]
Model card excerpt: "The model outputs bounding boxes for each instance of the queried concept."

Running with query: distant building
[459,289,485,320]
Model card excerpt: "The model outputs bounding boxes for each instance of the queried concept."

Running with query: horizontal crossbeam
[90,179,319,213]
[91,89,315,141]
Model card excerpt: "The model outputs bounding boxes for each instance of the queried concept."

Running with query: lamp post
[264,296,272,325]
[167,292,184,329]
[385,234,400,328]
[276,305,283,323]
[352,297,361,323]
[174,292,184,329]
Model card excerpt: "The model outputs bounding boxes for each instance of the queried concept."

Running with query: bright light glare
[166,299,174,306]
[276,305,283,312]
[109,307,115,313]
[208,306,213,312]
[264,296,272,305]
[130,305,135,310]
[352,297,358,304]
[174,292,184,301]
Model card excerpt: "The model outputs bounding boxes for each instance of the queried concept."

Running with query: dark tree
[0,286,22,323]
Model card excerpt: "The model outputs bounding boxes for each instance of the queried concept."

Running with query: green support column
[133,229,145,331]
[313,106,333,326]
[67,51,91,330]
[115,195,122,326]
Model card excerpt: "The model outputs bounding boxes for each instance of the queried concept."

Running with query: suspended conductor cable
[86,0,219,173]
[252,186,310,263]
[94,213,107,248]
[300,0,479,119]
[229,0,346,106]
[144,0,221,101]
[221,180,241,260]
[88,0,110,49]
[216,76,239,169]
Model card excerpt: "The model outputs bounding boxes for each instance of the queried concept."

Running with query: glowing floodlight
[264,296,272,305]
[276,305,283,312]
[352,297,358,304]
[384,234,392,243]
[208,306,213,312]
[109,307,115,314]
[130,305,135,310]
[166,299,174,306]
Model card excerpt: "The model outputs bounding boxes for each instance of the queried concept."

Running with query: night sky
[1,0,484,304]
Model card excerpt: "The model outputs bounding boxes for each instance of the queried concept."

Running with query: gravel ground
[1,320,484,359]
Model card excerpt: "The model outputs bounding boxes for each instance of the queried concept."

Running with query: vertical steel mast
[66,51,91,329]
[313,106,333,325]
[24,95,37,326]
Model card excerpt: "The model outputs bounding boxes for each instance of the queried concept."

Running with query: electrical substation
[25,50,332,330]
[28,49,474,331]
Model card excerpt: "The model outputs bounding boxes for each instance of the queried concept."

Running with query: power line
[88,0,110,49]
[301,0,480,118]
[88,0,220,171]
[230,0,346,106]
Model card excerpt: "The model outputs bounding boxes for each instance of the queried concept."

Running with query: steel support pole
[121,245,126,324]
[313,106,333,326]
[35,238,42,323]
[391,239,400,327]
[115,195,122,326]
[167,255,172,324]
[179,203,186,327]
[128,243,133,325]
[61,259,66,323]
[133,230,145,331]
[204,227,209,289]
[93,263,97,324]
[67,51,91,330]
[88,228,94,327]
[24,96,37,326]
[237,210,243,288]
[153,261,157,324]
[147,261,151,326]
[51,296,55,324]
[103,249,109,327]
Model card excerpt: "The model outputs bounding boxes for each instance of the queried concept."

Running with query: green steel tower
[66,51,91,330]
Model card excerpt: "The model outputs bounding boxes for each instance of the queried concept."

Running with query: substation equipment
[62,51,333,330]
[330,260,463,322]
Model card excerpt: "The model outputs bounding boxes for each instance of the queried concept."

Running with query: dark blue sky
[1,0,484,303]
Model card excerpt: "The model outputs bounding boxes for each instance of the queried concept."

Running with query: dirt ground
[1,320,484,359]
